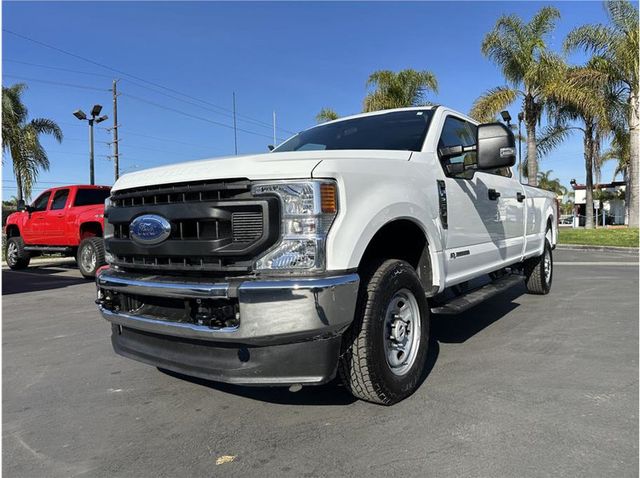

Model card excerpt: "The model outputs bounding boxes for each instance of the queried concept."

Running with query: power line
[2,74,109,92]
[4,29,295,135]
[6,56,283,133]
[122,92,286,142]
[3,58,114,78]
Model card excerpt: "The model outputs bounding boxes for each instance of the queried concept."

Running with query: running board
[430,274,523,315]
[24,246,73,253]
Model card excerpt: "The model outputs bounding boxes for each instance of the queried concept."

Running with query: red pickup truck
[5,185,111,278]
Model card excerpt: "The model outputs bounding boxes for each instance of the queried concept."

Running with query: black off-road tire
[339,259,430,405]
[6,236,30,270]
[77,237,106,279]
[524,238,553,295]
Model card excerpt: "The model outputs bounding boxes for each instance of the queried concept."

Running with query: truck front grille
[105,180,279,274]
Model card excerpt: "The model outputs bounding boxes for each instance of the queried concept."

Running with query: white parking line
[555,262,638,266]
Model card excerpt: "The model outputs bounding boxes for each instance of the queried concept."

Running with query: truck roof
[44,184,111,191]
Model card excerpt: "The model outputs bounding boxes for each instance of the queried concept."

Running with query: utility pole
[112,80,120,181]
[89,118,95,185]
[517,112,524,184]
[273,111,277,146]
[232,92,238,155]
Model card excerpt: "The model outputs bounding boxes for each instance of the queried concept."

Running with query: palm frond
[536,123,574,158]
[29,118,63,143]
[315,107,339,124]
[528,6,561,38]
[470,86,518,122]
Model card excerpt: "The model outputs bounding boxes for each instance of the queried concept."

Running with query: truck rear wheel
[524,238,553,295]
[339,259,430,405]
[6,237,30,270]
[77,237,106,279]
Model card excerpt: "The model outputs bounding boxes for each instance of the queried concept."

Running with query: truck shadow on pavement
[432,284,524,343]
[2,266,88,295]
[160,340,441,406]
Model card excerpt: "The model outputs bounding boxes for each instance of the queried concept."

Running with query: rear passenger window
[51,189,70,210]
[74,189,111,207]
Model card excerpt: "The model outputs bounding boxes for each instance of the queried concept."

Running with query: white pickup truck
[96,106,557,405]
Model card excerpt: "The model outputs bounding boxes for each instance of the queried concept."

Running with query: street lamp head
[73,109,87,120]
[91,104,103,117]
[500,110,512,124]
[95,115,109,124]
[517,112,524,122]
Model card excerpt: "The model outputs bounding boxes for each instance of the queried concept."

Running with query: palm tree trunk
[624,169,630,225]
[584,121,594,229]
[628,92,639,228]
[525,118,538,187]
[15,173,23,203]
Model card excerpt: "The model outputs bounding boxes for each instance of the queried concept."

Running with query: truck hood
[112,150,412,192]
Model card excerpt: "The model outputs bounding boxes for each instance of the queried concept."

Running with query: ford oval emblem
[129,214,171,245]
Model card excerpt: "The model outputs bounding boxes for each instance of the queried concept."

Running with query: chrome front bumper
[96,268,359,345]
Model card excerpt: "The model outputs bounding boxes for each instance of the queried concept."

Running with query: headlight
[252,180,338,272]
[103,197,114,241]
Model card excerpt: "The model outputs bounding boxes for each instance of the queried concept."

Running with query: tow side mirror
[476,123,516,170]
[16,199,26,212]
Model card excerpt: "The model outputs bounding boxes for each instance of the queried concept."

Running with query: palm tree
[565,0,639,227]
[363,69,438,112]
[316,107,339,124]
[537,169,567,196]
[2,83,63,201]
[541,66,613,229]
[470,6,564,187]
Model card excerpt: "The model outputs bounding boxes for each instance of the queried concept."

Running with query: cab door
[46,188,71,244]
[473,170,526,265]
[435,114,527,285]
[436,115,499,285]
[21,191,52,244]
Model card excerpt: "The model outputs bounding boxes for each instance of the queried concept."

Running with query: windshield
[274,109,434,152]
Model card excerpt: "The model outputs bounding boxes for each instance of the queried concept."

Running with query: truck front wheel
[339,259,430,405]
[6,237,30,270]
[77,237,106,279]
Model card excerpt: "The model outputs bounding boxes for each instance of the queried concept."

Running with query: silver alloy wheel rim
[383,288,421,376]
[544,248,552,284]
[7,242,18,265]
[81,244,97,273]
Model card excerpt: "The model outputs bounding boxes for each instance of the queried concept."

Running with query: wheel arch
[5,224,20,237]
[356,217,439,294]
[79,221,103,240]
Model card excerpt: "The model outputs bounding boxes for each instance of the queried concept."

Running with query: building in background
[570,180,626,226]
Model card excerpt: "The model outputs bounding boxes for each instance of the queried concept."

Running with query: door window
[32,192,51,212]
[438,116,477,178]
[50,189,70,210]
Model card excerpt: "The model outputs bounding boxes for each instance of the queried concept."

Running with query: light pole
[73,105,108,185]
[517,112,524,184]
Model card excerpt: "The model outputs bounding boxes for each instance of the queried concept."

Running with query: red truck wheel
[77,237,106,279]
[6,237,31,270]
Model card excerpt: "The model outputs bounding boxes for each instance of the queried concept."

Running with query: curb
[2,257,76,268]
[556,244,639,254]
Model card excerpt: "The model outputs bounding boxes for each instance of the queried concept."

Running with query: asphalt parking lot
[2,249,638,477]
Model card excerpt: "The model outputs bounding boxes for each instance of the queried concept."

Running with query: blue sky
[2,1,619,200]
